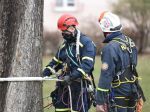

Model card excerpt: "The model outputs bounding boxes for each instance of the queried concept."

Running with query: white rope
[81,80,85,112]
[68,85,73,112]
[76,29,80,58]
[0,77,63,82]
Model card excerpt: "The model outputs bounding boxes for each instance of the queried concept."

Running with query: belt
[112,68,138,88]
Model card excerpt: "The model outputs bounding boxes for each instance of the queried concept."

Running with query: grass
[43,55,150,112]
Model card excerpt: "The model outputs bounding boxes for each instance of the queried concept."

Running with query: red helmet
[57,14,78,31]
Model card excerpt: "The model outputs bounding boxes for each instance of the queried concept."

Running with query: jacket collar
[103,31,122,43]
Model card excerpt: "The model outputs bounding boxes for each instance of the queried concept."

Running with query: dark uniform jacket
[47,33,96,79]
[97,31,138,104]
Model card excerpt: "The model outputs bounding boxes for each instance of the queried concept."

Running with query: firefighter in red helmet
[43,14,96,112]
[57,14,79,43]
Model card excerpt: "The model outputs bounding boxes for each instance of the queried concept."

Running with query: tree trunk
[0,0,43,112]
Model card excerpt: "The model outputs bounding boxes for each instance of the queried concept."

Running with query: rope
[68,85,73,112]
[43,103,53,109]
[81,80,85,112]
[76,29,80,58]
[0,77,63,82]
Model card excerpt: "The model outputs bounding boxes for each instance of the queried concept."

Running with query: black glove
[63,75,72,85]
[43,67,52,76]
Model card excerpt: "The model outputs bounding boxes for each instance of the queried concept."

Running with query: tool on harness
[86,79,96,107]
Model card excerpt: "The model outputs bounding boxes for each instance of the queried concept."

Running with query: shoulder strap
[113,36,135,70]
[113,36,146,102]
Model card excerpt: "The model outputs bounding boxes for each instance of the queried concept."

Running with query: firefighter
[96,11,145,112]
[43,14,96,112]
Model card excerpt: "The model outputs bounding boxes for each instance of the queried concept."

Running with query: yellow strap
[77,68,91,80]
[77,68,86,75]
[115,105,136,108]
[46,66,53,71]
[82,56,93,61]
[115,96,126,99]
[112,40,126,46]
[53,57,62,64]
[55,108,70,111]
[138,77,142,80]
[121,45,127,50]
[45,66,56,74]
[97,87,109,92]
[112,76,138,88]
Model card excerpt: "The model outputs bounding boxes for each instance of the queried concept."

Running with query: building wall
[44,0,112,32]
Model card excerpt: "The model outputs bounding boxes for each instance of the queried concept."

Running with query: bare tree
[0,0,43,112]
[113,0,150,53]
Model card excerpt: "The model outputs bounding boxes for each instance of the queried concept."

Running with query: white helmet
[98,11,122,32]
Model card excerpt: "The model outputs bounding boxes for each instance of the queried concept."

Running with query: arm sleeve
[96,45,117,104]
[46,47,64,72]
[71,41,96,79]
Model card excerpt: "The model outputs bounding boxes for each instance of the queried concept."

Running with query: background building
[44,0,114,32]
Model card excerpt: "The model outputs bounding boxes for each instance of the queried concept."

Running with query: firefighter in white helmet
[96,11,145,112]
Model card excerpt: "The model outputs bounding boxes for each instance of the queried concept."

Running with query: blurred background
[43,0,150,55]
[42,0,150,112]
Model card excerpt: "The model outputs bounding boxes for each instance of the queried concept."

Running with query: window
[55,0,76,12]
[67,0,74,6]
[56,0,63,7]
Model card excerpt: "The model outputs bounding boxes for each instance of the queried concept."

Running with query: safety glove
[43,66,52,76]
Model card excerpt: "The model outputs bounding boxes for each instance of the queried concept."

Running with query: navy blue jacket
[47,32,96,79]
[96,31,138,104]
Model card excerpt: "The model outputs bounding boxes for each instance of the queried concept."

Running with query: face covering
[62,29,77,43]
